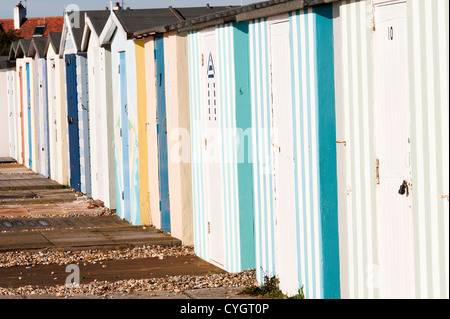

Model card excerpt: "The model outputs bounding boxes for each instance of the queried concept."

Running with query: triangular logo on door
[207,52,215,78]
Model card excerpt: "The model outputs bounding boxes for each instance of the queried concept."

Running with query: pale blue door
[155,36,171,232]
[119,51,131,221]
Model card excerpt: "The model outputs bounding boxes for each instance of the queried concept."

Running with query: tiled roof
[0,16,64,39]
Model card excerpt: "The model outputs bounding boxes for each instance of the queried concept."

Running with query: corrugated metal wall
[335,0,449,299]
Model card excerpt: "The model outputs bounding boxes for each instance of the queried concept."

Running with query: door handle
[68,117,73,124]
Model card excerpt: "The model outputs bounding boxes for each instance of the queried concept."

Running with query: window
[32,25,46,37]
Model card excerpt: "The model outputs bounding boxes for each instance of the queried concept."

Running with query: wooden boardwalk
[0,163,64,191]
[0,163,81,204]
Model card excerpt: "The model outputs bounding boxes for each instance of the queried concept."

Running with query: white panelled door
[202,29,225,267]
[374,1,414,298]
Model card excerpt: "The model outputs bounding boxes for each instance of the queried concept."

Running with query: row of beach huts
[0,0,448,299]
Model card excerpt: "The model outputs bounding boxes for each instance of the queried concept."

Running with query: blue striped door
[155,36,171,232]
[26,63,32,169]
[119,51,131,221]
[65,54,81,192]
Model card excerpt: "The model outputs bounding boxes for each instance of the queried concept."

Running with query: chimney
[14,1,27,29]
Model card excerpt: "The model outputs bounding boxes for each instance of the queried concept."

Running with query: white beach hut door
[202,30,225,267]
[373,1,414,298]
[269,18,299,296]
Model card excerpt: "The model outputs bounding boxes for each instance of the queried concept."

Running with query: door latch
[398,180,409,197]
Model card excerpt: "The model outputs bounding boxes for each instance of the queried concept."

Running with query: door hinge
[154,49,157,60]
[118,65,120,74]
[120,128,122,137]
[208,221,210,234]
[159,200,162,212]
[202,54,204,66]
[122,191,124,200]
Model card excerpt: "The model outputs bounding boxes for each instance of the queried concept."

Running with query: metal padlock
[398,180,407,196]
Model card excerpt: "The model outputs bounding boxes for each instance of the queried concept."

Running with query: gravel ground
[0,270,257,297]
[0,245,196,268]
[0,245,258,297]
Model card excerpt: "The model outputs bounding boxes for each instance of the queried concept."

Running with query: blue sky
[0,0,257,18]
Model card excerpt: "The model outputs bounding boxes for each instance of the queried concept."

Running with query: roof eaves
[138,0,339,34]
[235,0,340,22]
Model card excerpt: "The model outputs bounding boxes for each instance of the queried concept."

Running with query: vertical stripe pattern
[407,0,449,299]
[249,18,275,286]
[336,0,378,299]
[337,0,448,299]
[249,7,338,298]
[188,24,249,273]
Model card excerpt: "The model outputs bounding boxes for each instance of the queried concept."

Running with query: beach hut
[170,0,341,298]
[8,42,21,162]
[29,37,50,178]
[80,10,116,209]
[14,39,37,172]
[98,6,154,225]
[246,2,339,298]
[332,0,449,299]
[172,11,257,274]
[45,32,69,186]
[0,57,16,158]
[132,5,232,243]
[60,9,106,196]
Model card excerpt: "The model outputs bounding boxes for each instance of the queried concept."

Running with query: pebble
[0,245,258,297]
[0,245,195,268]
[0,269,257,296]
